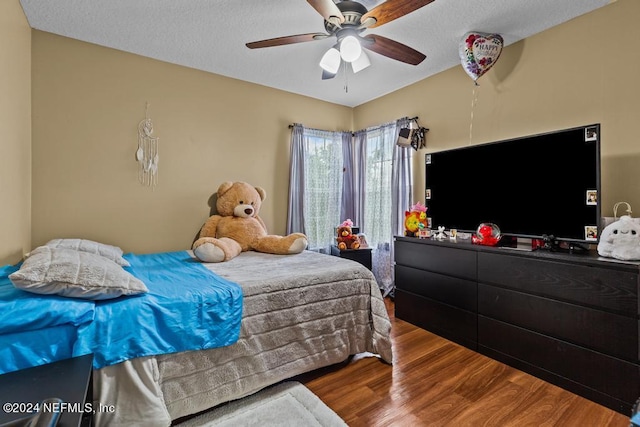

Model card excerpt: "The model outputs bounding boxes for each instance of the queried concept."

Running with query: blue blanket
[0,324,79,374]
[0,251,243,373]
[0,264,94,374]
[0,264,94,336]
[74,251,243,369]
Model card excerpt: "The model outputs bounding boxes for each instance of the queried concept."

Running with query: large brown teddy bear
[192,181,308,263]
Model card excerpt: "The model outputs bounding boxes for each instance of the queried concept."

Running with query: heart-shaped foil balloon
[459,32,504,83]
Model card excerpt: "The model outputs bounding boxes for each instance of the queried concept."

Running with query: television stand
[538,235,591,255]
[496,235,518,247]
[567,241,590,254]
[496,237,535,251]
[540,234,560,251]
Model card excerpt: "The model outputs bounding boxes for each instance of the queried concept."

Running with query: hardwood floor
[300,298,630,427]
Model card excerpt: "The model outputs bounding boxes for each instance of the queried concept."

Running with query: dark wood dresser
[394,236,639,414]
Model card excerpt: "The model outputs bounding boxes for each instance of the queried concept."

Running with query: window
[288,120,412,295]
[301,128,343,252]
[363,125,395,250]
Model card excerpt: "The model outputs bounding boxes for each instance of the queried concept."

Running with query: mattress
[94,250,392,426]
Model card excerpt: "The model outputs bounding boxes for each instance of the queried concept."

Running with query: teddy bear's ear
[217,181,234,196]
[255,186,266,201]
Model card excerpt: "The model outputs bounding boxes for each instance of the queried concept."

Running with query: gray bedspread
[93,250,392,426]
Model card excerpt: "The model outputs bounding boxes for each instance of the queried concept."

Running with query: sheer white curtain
[362,121,399,294]
[287,124,345,253]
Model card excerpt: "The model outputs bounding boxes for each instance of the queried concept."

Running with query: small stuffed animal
[404,202,428,237]
[597,215,640,260]
[336,219,360,250]
[192,181,308,263]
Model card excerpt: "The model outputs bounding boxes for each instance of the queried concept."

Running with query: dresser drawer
[478,252,638,315]
[395,240,477,280]
[396,289,477,350]
[396,265,476,312]
[479,316,640,408]
[478,283,638,362]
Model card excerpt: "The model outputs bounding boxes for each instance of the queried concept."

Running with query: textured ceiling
[20,0,611,107]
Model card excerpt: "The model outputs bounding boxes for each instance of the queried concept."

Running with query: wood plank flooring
[300,298,630,427]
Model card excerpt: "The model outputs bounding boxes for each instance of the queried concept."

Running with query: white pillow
[9,246,148,300]
[45,238,130,266]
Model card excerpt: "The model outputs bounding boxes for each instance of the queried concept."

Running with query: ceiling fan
[246,0,434,79]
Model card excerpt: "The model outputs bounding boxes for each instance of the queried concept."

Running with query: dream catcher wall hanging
[135,103,159,188]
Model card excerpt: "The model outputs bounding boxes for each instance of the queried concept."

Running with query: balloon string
[469,85,479,145]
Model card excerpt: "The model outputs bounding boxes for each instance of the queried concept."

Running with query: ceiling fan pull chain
[343,61,349,93]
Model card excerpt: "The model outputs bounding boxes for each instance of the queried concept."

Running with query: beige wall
[354,0,639,217]
[0,1,31,265]
[31,32,352,254]
[28,0,638,255]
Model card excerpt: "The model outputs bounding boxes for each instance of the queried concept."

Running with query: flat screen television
[424,124,601,244]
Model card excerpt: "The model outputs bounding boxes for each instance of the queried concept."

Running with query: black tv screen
[424,124,601,243]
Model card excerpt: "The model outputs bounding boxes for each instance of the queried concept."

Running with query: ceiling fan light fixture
[340,35,361,62]
[351,50,370,73]
[319,47,341,74]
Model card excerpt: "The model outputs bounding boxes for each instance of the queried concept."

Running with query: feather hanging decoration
[136,103,159,188]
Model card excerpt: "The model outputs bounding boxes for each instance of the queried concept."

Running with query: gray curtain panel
[286,123,305,235]
[388,117,413,296]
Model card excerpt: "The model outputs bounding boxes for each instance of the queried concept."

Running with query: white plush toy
[597,215,640,260]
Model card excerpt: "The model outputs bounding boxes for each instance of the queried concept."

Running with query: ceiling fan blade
[307,0,345,25]
[361,0,435,29]
[362,34,426,65]
[246,33,328,49]
[322,69,337,80]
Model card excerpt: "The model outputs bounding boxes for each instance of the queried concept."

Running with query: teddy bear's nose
[244,207,253,215]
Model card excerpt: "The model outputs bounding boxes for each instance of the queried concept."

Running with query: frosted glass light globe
[351,50,370,73]
[319,47,341,74]
[340,36,361,62]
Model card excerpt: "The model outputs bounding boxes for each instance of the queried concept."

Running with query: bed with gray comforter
[93,250,393,426]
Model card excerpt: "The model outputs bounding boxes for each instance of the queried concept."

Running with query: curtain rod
[289,116,419,131]
[288,123,353,135]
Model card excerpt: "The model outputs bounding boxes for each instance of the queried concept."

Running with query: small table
[0,354,94,427]
[330,245,372,270]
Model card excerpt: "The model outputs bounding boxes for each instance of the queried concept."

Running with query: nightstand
[330,245,372,270]
[0,354,94,427]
